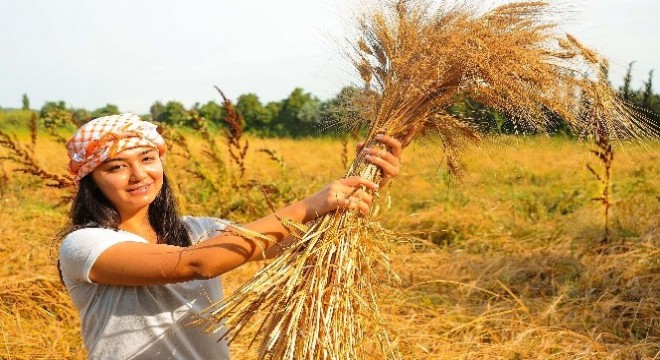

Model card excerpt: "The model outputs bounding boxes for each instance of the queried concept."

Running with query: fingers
[374,134,402,157]
[356,141,365,152]
[343,189,373,215]
[360,143,400,178]
[330,177,377,215]
[341,191,373,215]
[362,147,398,167]
[340,176,379,191]
[365,153,399,178]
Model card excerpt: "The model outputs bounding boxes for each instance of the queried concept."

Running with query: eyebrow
[102,148,157,164]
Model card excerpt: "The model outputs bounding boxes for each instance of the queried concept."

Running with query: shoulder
[59,226,147,284]
[61,226,144,248]
[60,227,120,252]
[63,226,120,241]
[182,216,230,244]
[60,227,147,258]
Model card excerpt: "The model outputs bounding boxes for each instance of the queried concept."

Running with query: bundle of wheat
[193,1,658,359]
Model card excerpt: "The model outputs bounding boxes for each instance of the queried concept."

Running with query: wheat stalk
[215,86,250,183]
[194,1,659,359]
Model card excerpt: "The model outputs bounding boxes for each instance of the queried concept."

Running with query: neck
[118,206,157,243]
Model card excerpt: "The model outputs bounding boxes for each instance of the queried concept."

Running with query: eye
[108,165,124,172]
[142,156,156,163]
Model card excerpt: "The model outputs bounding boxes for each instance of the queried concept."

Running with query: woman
[58,113,402,359]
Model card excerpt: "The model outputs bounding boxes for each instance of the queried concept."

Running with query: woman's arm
[88,135,402,286]
[89,177,377,285]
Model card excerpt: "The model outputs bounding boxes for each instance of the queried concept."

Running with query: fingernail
[362,147,369,151]
[375,134,383,139]
[365,155,372,160]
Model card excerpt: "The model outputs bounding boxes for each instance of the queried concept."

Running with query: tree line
[6,64,660,137]
[10,87,357,138]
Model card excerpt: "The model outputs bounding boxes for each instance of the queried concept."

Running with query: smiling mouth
[127,183,153,194]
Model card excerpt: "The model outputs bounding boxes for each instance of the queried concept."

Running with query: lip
[126,182,153,194]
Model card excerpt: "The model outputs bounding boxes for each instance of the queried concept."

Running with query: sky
[0,0,658,114]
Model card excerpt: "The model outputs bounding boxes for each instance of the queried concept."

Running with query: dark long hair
[59,173,192,247]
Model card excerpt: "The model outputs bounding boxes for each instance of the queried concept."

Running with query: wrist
[277,199,314,224]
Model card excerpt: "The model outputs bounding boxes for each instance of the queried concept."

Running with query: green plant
[586,132,614,245]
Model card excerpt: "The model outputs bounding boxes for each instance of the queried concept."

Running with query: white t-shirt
[59,216,231,360]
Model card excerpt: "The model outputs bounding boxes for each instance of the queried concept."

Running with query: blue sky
[1,0,658,114]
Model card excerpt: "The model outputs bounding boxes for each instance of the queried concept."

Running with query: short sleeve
[59,228,147,284]
[183,216,229,245]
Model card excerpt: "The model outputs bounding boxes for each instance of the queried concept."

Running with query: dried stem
[215,86,249,184]
[257,148,285,169]
[0,120,74,189]
[586,132,614,245]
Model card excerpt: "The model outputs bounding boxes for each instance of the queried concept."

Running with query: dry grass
[0,131,658,359]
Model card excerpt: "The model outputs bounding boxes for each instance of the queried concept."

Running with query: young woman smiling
[58,113,402,359]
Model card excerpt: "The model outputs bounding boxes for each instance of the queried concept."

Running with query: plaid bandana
[66,113,166,184]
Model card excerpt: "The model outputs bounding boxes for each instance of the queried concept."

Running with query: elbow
[186,257,219,280]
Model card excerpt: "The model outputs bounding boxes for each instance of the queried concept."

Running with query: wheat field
[0,129,658,359]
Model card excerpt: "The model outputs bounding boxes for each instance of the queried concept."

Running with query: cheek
[97,179,126,202]
[92,172,126,197]
[145,160,165,195]
[147,160,164,182]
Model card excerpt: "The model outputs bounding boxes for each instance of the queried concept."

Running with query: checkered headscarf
[66,113,166,184]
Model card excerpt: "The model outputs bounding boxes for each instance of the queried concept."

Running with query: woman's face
[91,146,164,216]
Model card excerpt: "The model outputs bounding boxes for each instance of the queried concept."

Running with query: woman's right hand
[298,177,380,221]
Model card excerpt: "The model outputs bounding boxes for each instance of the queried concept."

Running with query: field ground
[1,128,658,359]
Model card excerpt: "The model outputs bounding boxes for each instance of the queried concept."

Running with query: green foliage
[9,70,660,138]
[448,97,503,133]
[0,109,34,129]
[621,61,635,102]
[642,69,654,109]
[70,108,91,126]
[41,107,73,134]
[618,62,660,128]
[321,86,363,130]
[264,101,283,135]
[236,93,273,134]
[39,101,67,118]
[21,94,30,111]
[150,101,165,122]
[272,88,322,137]
[196,100,226,127]
[152,100,192,127]
[90,104,120,118]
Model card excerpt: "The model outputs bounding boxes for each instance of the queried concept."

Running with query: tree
[40,101,72,131]
[642,69,654,109]
[197,101,226,126]
[40,101,67,118]
[150,101,166,122]
[264,101,283,136]
[157,101,190,127]
[22,94,30,110]
[70,108,91,126]
[236,93,273,134]
[274,88,322,137]
[620,61,635,102]
[91,104,120,118]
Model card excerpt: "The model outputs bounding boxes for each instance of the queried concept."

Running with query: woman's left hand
[357,134,403,188]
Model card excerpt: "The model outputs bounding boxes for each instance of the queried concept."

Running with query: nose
[129,162,148,182]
